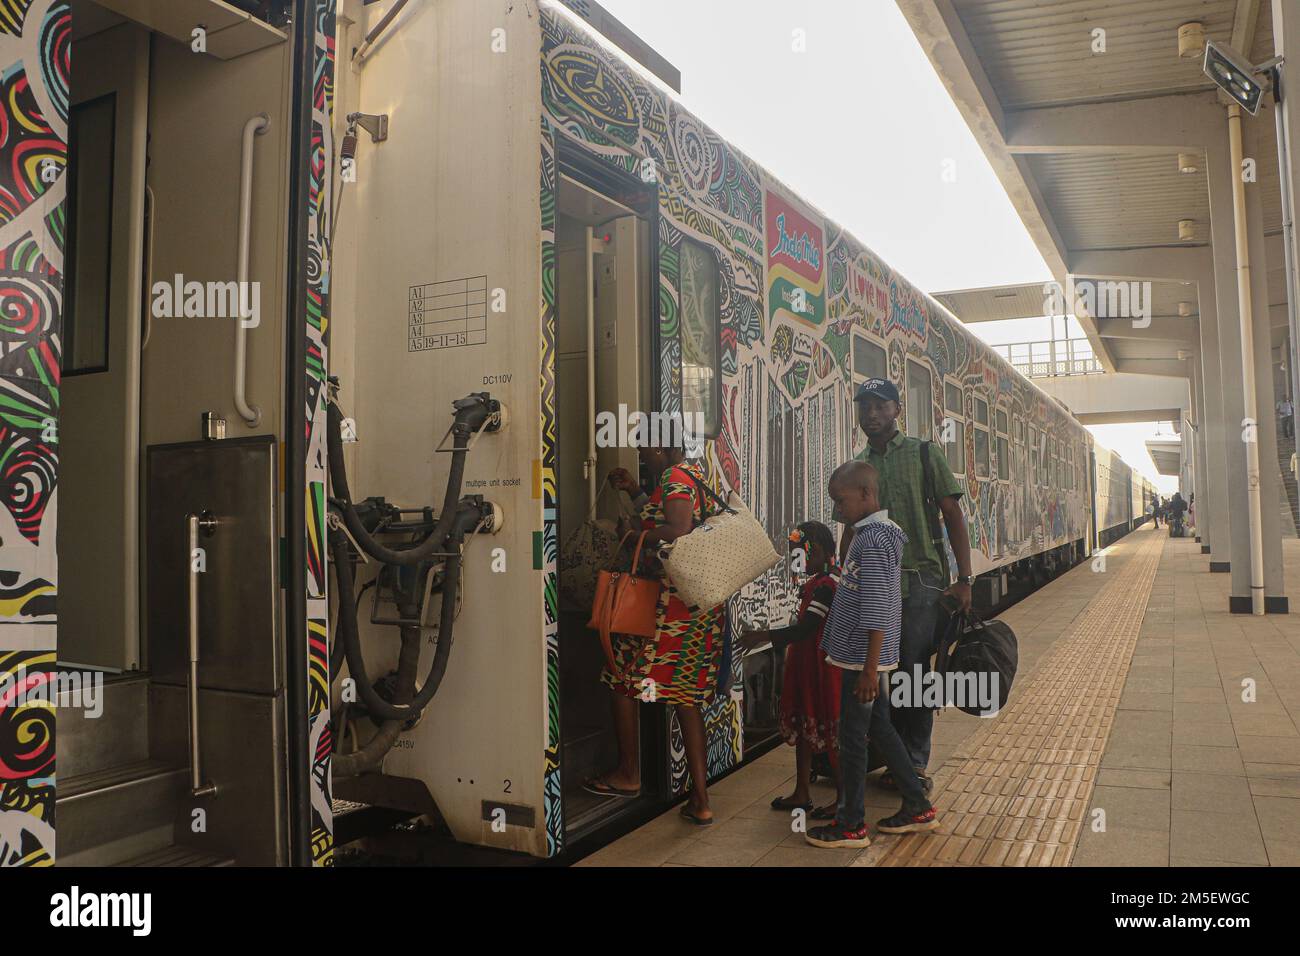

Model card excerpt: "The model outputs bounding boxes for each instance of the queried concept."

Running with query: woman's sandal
[769,796,814,812]
[583,776,640,799]
[679,805,715,827]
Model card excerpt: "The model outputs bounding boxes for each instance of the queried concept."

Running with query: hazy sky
[598,0,1176,491]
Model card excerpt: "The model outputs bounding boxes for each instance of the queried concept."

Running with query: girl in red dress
[742,521,842,820]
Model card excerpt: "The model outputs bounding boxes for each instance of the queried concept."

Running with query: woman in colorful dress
[584,439,727,827]
[741,521,842,820]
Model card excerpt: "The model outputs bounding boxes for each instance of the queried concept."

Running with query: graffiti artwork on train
[0,0,68,637]
[540,0,1094,799]
[0,650,55,866]
[303,0,338,867]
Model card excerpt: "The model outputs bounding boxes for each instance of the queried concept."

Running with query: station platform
[576,524,1300,867]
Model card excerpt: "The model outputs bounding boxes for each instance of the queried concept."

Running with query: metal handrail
[235,114,269,427]
[188,512,218,798]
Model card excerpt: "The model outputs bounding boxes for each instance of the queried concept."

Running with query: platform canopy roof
[1146,437,1184,476]
[901,0,1290,379]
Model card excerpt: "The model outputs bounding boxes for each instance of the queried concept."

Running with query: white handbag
[660,471,780,611]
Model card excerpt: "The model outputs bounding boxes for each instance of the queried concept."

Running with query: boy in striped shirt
[807,461,939,849]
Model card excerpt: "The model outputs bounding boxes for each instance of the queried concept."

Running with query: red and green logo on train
[765,190,827,329]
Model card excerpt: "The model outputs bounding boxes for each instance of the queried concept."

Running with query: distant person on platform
[1168,492,1188,537]
[1278,398,1295,440]
[846,378,973,792]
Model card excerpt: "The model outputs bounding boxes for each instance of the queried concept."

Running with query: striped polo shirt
[821,510,908,672]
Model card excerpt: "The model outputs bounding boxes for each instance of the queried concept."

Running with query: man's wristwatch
[956,575,975,586]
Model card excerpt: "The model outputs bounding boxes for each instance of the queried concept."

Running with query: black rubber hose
[331,530,462,722]
[330,572,371,676]
[327,399,469,566]
[329,577,373,678]
[332,622,421,778]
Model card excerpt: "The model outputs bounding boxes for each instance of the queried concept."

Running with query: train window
[680,239,721,438]
[65,93,117,375]
[1029,426,1040,486]
[975,427,990,479]
[997,435,1009,482]
[905,360,933,440]
[996,409,1009,436]
[973,397,990,478]
[943,379,964,474]
[852,331,887,385]
[1067,444,1074,490]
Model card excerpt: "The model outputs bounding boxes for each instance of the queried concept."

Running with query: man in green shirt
[842,378,973,786]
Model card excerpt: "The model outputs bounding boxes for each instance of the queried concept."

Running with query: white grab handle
[235,114,269,427]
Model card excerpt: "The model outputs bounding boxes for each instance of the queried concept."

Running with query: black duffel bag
[934,612,1019,717]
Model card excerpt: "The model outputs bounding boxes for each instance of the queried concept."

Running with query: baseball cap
[853,378,900,404]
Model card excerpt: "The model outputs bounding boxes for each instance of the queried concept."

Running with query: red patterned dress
[600,462,726,706]
[772,571,841,761]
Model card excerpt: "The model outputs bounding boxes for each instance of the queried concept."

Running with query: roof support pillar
[1189,356,1208,546]
[1208,133,1252,598]
[1241,111,1287,609]
[1208,117,1287,611]
[1196,273,1232,569]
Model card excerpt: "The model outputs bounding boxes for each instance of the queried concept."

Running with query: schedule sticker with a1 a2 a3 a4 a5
[409,276,488,352]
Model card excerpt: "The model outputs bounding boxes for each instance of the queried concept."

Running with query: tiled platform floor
[577,524,1300,867]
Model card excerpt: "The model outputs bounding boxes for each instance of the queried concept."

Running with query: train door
[57,19,149,671]
[554,169,656,841]
[54,0,299,866]
[1089,448,1099,551]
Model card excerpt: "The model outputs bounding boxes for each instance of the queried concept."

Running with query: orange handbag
[587,531,662,673]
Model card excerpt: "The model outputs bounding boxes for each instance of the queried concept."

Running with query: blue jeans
[837,670,930,828]
[892,571,944,771]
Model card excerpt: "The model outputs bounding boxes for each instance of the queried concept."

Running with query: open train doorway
[53,0,297,866]
[553,168,657,841]
[57,14,148,673]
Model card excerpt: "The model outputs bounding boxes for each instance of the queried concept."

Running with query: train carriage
[327,0,1133,857]
[0,0,1161,868]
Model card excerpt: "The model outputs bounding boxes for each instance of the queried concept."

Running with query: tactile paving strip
[867,530,1165,867]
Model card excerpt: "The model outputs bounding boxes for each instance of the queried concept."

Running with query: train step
[56,759,188,867]
[114,845,235,867]
[56,671,150,779]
